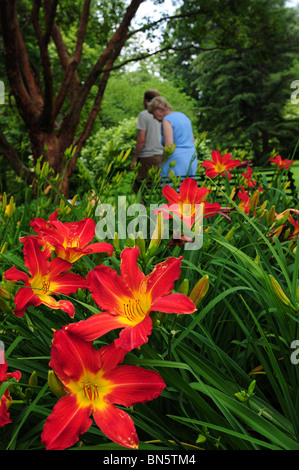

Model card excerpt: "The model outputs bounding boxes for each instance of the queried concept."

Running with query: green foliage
[0,152,299,450]
[97,68,199,129]
[161,0,299,161]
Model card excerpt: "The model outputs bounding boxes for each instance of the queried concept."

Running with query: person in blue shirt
[147,96,197,179]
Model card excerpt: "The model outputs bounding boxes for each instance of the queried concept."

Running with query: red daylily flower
[288,214,299,240]
[157,178,221,229]
[237,186,250,214]
[242,166,264,191]
[4,237,87,317]
[0,360,21,427]
[41,329,166,450]
[268,155,293,171]
[66,247,196,351]
[273,209,299,241]
[20,210,114,263]
[201,150,241,179]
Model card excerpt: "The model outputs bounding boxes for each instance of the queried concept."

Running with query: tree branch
[0,130,34,184]
[58,0,144,141]
[127,9,208,39]
[31,0,54,128]
[73,0,92,63]
[52,0,91,119]
[43,0,59,46]
[100,43,225,73]
[0,0,41,127]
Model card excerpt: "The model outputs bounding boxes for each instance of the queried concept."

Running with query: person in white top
[131,89,164,192]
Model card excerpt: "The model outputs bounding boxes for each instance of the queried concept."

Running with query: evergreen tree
[161,0,299,160]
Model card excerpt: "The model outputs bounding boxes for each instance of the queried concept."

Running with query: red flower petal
[104,365,166,407]
[0,395,12,427]
[46,257,73,277]
[120,247,145,293]
[162,184,180,205]
[66,312,128,342]
[203,167,219,178]
[87,266,132,314]
[23,237,48,278]
[50,329,101,386]
[93,403,139,449]
[0,361,7,382]
[179,178,203,203]
[41,394,92,450]
[42,298,76,317]
[13,287,41,317]
[114,315,153,351]
[98,342,127,372]
[65,218,96,246]
[4,266,29,284]
[141,256,182,302]
[151,292,196,314]
[203,202,222,218]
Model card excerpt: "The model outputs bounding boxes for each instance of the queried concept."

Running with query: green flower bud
[189,275,209,307]
[48,370,67,398]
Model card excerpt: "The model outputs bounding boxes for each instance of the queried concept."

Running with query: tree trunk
[0,0,144,197]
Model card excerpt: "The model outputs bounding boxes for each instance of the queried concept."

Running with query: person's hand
[130,160,137,171]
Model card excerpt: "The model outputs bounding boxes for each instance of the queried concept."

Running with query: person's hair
[147,96,173,114]
[144,89,160,101]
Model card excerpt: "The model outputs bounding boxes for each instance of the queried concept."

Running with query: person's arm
[130,129,146,170]
[161,119,173,163]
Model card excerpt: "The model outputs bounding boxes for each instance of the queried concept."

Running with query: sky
[133,0,299,54]
[135,0,299,22]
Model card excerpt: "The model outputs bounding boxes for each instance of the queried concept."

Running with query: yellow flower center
[121,297,149,325]
[69,372,113,411]
[179,202,194,219]
[214,162,227,173]
[63,235,81,249]
[30,275,51,298]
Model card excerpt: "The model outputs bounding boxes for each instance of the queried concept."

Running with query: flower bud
[29,371,38,387]
[5,196,15,218]
[249,190,260,214]
[113,232,120,250]
[235,391,248,402]
[269,275,296,310]
[149,212,164,250]
[189,275,209,307]
[225,226,236,242]
[0,242,8,255]
[0,284,11,300]
[48,370,67,398]
[121,148,131,163]
[275,210,290,227]
[266,205,276,226]
[66,195,78,214]
[106,162,113,175]
[136,232,145,257]
[2,192,7,209]
[179,279,189,296]
[255,200,268,217]
[248,379,256,397]
[41,161,50,179]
